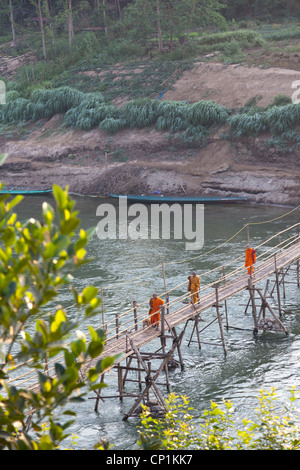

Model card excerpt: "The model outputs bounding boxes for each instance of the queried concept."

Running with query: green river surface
[14,195,300,450]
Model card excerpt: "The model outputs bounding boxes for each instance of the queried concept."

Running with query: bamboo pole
[162,261,169,315]
[248,275,258,334]
[133,300,138,331]
[215,287,227,356]
[222,266,229,329]
[275,268,282,318]
[117,365,123,401]
[101,287,105,329]
[160,305,170,393]
[94,373,105,412]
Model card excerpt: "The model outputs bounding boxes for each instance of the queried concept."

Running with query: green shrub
[222,38,243,57]
[138,389,300,451]
[0,98,35,123]
[30,86,85,115]
[99,117,127,134]
[121,98,160,129]
[157,100,189,120]
[186,100,229,126]
[265,104,300,134]
[182,125,209,145]
[267,130,300,152]
[230,112,267,136]
[65,104,117,130]
[63,94,113,130]
[156,115,187,132]
[5,90,20,102]
[271,94,292,107]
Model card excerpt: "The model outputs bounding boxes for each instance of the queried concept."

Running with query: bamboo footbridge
[8,214,300,421]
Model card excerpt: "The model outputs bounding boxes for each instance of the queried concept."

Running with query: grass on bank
[1,85,300,151]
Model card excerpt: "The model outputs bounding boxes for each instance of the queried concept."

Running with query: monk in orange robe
[190,272,200,304]
[148,293,164,328]
[245,243,256,275]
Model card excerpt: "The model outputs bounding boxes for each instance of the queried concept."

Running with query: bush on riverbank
[1,85,300,150]
[137,389,300,450]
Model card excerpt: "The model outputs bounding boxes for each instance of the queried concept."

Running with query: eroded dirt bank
[1,62,300,205]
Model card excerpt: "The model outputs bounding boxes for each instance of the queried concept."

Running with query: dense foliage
[138,389,300,450]
[1,86,299,149]
[0,184,119,450]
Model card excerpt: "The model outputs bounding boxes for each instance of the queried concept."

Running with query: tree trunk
[9,0,16,46]
[156,0,163,53]
[45,0,55,47]
[115,0,121,17]
[103,0,107,35]
[186,0,197,42]
[68,0,74,50]
[37,0,47,59]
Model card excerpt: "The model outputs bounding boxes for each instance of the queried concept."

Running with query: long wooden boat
[109,193,248,203]
[0,188,52,195]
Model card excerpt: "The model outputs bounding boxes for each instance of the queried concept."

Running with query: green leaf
[52,184,68,210]
[82,286,98,304]
[87,340,103,359]
[96,356,116,373]
[42,202,55,225]
[87,367,98,382]
[55,363,65,378]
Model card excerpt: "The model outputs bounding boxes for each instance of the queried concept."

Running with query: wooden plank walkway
[84,238,300,373]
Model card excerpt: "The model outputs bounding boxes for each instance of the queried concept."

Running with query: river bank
[1,62,300,205]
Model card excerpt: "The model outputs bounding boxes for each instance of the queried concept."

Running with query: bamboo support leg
[275,269,282,317]
[160,306,170,393]
[248,276,258,334]
[171,326,184,369]
[118,365,123,401]
[257,279,269,323]
[94,373,105,412]
[222,266,229,329]
[123,332,184,420]
[133,300,138,331]
[215,287,227,356]
[195,317,201,350]
[187,316,201,349]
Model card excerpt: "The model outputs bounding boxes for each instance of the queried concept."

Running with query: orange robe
[190,275,200,304]
[149,297,164,326]
[245,247,256,274]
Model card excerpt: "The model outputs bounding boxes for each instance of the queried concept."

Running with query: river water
[16,195,300,450]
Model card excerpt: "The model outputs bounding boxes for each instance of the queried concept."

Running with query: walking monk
[245,243,256,275]
[190,272,200,304]
[148,293,164,328]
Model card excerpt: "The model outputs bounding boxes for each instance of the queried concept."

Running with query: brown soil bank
[1,62,300,206]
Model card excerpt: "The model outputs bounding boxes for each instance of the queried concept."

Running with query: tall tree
[8,0,16,45]
[37,0,47,59]
[156,0,163,53]
[68,0,74,50]
[122,0,226,50]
